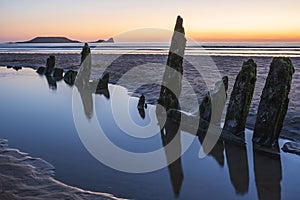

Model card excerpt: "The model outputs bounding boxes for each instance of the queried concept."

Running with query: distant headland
[90,37,114,43]
[15,36,114,43]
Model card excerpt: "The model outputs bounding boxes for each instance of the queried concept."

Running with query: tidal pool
[0,67,299,200]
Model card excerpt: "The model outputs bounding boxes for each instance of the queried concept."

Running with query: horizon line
[1,36,300,44]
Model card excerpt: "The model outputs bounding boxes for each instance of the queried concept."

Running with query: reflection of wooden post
[253,58,294,149]
[96,73,109,90]
[254,149,282,200]
[75,43,93,118]
[71,43,111,119]
[46,76,57,90]
[222,59,257,143]
[225,143,249,194]
[198,133,225,167]
[198,77,228,165]
[156,16,186,198]
[160,118,184,198]
[168,156,184,198]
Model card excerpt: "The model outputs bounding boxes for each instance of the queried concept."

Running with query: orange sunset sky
[0,0,300,43]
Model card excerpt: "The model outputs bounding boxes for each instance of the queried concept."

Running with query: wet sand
[0,139,122,200]
[0,53,299,143]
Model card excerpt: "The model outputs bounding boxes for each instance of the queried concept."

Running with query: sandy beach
[0,139,122,200]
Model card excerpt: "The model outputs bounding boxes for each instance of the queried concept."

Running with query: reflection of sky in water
[1,43,300,57]
[94,86,163,153]
[0,67,300,199]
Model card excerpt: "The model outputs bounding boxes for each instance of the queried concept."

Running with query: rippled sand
[0,139,122,200]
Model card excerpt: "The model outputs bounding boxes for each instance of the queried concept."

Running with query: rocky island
[17,37,80,43]
[91,37,115,43]
[13,36,115,44]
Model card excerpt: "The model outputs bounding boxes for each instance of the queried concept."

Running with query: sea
[0,42,300,56]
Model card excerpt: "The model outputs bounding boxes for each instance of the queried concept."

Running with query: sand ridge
[0,139,124,200]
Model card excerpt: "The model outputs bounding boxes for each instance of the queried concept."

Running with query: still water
[0,67,299,200]
[1,42,300,57]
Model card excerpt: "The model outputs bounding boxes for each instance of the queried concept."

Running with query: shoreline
[1,63,299,145]
[0,138,123,200]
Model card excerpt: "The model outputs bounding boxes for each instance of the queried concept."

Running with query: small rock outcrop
[36,55,64,79]
[137,94,147,119]
[96,72,109,90]
[282,142,300,155]
[64,70,78,85]
[253,57,295,149]
[222,59,257,143]
[104,37,114,43]
[37,66,46,74]
[12,66,22,71]
[35,55,64,88]
[52,68,63,78]
[137,94,146,109]
[91,37,114,43]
